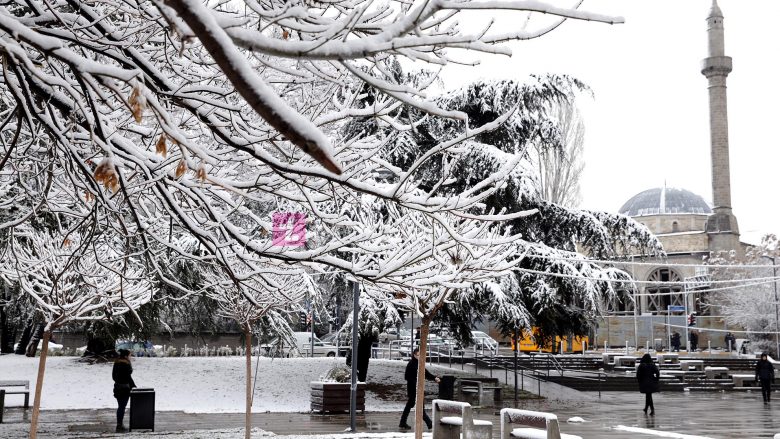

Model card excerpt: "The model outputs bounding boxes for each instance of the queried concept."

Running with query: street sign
[668,305,685,312]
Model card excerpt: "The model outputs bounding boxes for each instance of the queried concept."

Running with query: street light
[761,255,780,358]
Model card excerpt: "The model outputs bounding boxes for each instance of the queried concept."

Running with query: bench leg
[1,389,5,423]
[24,393,29,409]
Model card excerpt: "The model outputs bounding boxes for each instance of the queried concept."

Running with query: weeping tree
[0,226,152,439]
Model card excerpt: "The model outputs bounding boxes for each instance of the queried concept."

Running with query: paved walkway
[1,391,777,438]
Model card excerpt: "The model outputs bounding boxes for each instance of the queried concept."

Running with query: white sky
[438,0,779,245]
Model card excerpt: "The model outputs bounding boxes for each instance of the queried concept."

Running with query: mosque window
[646,268,684,313]
[672,221,679,232]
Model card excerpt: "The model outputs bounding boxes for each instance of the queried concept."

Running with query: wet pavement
[1,391,777,438]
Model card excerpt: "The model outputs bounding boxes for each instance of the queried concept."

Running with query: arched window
[672,221,679,232]
[646,268,684,312]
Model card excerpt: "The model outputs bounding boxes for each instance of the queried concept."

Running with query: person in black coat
[399,347,440,430]
[636,353,660,415]
[112,349,137,432]
[755,352,775,403]
[670,332,681,352]
[689,331,698,352]
[724,332,736,352]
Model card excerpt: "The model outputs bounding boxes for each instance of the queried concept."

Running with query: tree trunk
[244,326,252,439]
[414,319,431,439]
[29,330,50,439]
[15,320,33,355]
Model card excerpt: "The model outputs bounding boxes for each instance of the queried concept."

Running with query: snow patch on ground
[614,425,714,439]
[0,355,451,412]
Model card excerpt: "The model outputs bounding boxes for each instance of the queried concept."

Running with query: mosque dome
[619,188,712,217]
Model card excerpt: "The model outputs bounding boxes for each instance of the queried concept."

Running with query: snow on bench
[432,399,492,439]
[732,374,757,388]
[500,408,582,439]
[704,366,729,379]
[680,360,704,371]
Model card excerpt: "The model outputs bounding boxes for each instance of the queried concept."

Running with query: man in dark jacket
[399,347,440,430]
[689,331,698,352]
[724,332,736,352]
[112,349,136,432]
[670,332,681,352]
[636,353,660,415]
[755,352,775,403]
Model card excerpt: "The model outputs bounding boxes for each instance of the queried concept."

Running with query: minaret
[701,0,740,253]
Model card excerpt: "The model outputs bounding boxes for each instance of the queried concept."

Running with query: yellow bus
[510,329,589,353]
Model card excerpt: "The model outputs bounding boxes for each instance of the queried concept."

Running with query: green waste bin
[129,388,155,432]
[438,375,456,400]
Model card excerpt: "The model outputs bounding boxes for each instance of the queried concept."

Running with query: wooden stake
[29,330,50,439]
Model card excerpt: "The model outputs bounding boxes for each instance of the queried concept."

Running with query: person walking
[755,352,775,403]
[112,349,136,432]
[636,353,660,415]
[399,347,440,430]
[670,332,681,352]
[724,332,735,352]
[689,331,698,352]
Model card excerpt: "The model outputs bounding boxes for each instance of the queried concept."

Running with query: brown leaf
[282,29,289,40]
[175,159,186,179]
[195,163,207,182]
[156,133,167,157]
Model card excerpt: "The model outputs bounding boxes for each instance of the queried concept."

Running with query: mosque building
[596,0,749,350]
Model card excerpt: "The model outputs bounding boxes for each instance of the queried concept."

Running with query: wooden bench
[0,380,30,424]
[500,408,582,439]
[432,399,493,439]
[460,379,502,402]
[705,366,729,379]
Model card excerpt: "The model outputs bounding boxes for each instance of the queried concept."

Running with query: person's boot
[399,423,411,430]
[116,424,127,432]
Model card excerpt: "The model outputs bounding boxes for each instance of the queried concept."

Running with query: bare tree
[531,99,587,208]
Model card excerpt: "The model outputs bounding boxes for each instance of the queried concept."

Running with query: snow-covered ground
[0,424,421,439]
[0,355,449,412]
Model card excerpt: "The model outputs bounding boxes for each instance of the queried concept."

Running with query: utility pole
[349,281,359,432]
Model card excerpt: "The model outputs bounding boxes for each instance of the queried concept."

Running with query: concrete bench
[732,374,757,387]
[705,366,729,379]
[432,399,492,439]
[500,408,582,439]
[460,379,502,402]
[601,352,621,366]
[615,356,637,368]
[661,370,686,382]
[680,360,704,371]
[0,380,31,424]
[657,353,679,364]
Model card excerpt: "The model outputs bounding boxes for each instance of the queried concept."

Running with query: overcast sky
[438,0,779,245]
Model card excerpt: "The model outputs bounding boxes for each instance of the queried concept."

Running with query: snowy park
[2,0,780,438]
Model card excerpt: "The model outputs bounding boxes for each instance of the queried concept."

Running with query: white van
[266,332,338,357]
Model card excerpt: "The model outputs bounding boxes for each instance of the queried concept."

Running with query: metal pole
[310,301,315,359]
[349,281,359,432]
[683,285,689,351]
[773,258,780,358]
[514,329,518,402]
[632,255,639,350]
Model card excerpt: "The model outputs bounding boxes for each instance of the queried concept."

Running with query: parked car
[264,332,338,357]
[115,340,158,357]
[379,327,410,343]
[320,331,351,356]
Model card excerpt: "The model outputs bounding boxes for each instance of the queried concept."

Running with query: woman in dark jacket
[112,349,136,432]
[755,352,775,403]
[636,353,660,415]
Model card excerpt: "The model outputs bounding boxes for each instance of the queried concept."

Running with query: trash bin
[129,388,155,432]
[438,375,456,400]
[654,338,662,352]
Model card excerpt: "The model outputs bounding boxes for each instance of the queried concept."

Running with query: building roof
[619,188,712,217]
